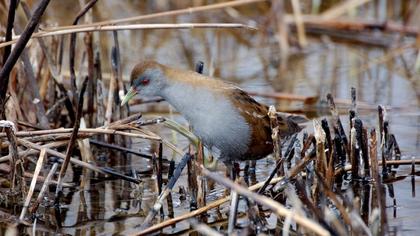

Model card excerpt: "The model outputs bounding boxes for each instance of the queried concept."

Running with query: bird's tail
[275,112,308,138]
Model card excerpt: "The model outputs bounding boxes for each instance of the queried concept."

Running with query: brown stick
[55,78,88,196]
[69,0,99,105]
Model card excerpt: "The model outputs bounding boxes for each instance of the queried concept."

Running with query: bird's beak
[120,87,138,106]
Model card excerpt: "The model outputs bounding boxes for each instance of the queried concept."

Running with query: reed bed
[0,0,419,235]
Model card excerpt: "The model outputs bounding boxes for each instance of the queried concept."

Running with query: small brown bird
[121,61,305,163]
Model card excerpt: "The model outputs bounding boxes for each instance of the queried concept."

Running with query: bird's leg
[224,160,240,234]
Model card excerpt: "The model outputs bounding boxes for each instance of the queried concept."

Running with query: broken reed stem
[268,105,284,176]
[314,120,327,203]
[327,94,349,157]
[1,122,17,188]
[55,78,88,196]
[30,162,59,215]
[20,148,46,220]
[370,129,388,234]
[350,129,357,180]
[0,23,256,49]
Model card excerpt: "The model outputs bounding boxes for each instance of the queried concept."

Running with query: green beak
[121,87,138,106]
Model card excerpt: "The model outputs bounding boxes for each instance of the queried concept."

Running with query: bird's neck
[160,79,208,117]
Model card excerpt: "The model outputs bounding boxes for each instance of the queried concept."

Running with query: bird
[121,61,306,164]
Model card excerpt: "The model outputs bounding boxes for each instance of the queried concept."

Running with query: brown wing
[230,89,273,160]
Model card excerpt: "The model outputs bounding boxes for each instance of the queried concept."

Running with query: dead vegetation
[0,0,419,235]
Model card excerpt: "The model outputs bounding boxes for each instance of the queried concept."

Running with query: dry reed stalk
[104,51,117,127]
[291,0,307,47]
[321,120,335,188]
[0,23,256,48]
[369,129,387,234]
[313,120,326,203]
[42,0,267,31]
[0,127,160,140]
[268,106,284,176]
[327,94,350,157]
[1,121,26,195]
[19,148,46,220]
[227,187,240,234]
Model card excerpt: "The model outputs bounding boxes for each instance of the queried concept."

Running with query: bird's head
[121,61,167,106]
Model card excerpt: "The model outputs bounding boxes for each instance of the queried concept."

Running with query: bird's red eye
[141,79,150,85]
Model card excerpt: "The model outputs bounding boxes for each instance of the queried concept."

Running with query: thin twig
[43,0,266,31]
[20,149,47,220]
[0,23,256,48]
[30,163,58,215]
